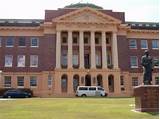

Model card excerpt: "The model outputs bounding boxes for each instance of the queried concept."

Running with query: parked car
[76,86,107,97]
[3,89,31,98]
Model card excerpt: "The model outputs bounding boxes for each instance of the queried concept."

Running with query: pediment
[53,7,121,24]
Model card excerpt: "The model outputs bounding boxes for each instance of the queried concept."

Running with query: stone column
[79,31,84,69]
[54,72,61,96]
[103,74,109,93]
[114,74,121,95]
[112,32,119,69]
[68,74,73,95]
[91,31,96,68]
[56,31,61,69]
[102,31,107,69]
[68,31,73,69]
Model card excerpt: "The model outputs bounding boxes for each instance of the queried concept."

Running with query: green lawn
[0,98,158,119]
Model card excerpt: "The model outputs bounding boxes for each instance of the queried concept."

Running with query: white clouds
[0,0,158,21]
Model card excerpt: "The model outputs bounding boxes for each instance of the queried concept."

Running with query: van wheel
[8,96,11,98]
[25,95,28,98]
[81,94,87,97]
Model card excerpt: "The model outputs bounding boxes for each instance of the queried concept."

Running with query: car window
[89,87,96,91]
[7,90,17,93]
[79,87,88,90]
[98,88,104,91]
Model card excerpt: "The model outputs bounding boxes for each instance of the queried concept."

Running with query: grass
[0,98,158,119]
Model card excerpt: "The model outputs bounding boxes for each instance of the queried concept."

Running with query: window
[17,55,25,67]
[0,37,2,47]
[48,75,52,88]
[61,75,68,92]
[84,37,89,44]
[72,54,78,66]
[152,40,159,49]
[95,38,99,44]
[30,76,37,87]
[18,37,26,47]
[4,76,11,88]
[62,37,67,44]
[96,52,101,66]
[31,38,39,47]
[106,38,110,44]
[6,37,14,47]
[153,57,159,68]
[17,76,24,87]
[107,54,112,65]
[130,56,138,68]
[30,55,38,67]
[98,87,104,91]
[129,39,137,49]
[155,77,159,85]
[120,76,124,85]
[73,37,78,44]
[79,87,88,90]
[141,40,148,49]
[89,87,96,91]
[132,77,138,86]
[61,51,67,67]
[5,55,13,67]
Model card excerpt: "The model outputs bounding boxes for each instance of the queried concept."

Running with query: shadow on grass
[147,112,159,116]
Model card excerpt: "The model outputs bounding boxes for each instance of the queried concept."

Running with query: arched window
[108,75,114,92]
[73,75,79,92]
[61,74,68,93]
[97,74,103,87]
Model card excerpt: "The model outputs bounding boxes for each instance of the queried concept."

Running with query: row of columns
[56,30,119,69]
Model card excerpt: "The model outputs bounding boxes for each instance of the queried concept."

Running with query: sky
[0,0,159,22]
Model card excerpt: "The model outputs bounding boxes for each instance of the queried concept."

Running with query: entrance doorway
[85,75,91,86]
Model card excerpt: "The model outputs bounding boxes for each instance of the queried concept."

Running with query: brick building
[0,3,159,97]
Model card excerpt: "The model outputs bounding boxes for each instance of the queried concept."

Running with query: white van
[76,86,107,97]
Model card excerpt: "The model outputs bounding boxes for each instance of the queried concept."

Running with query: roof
[64,3,103,9]
[0,19,43,27]
[0,18,158,31]
[126,21,159,30]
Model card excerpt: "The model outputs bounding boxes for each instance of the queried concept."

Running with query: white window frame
[30,55,38,67]
[18,37,26,47]
[130,56,138,68]
[17,55,25,67]
[17,76,24,88]
[48,75,52,88]
[31,38,39,47]
[5,55,13,67]
[132,77,139,86]
[4,76,11,88]
[141,40,148,49]
[30,76,37,88]
[152,40,159,49]
[96,52,101,66]
[72,54,79,66]
[6,37,14,47]
[153,57,159,68]
[129,39,137,49]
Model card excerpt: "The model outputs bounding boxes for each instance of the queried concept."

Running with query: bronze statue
[141,50,153,85]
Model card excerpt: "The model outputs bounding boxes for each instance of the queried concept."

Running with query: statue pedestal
[134,85,159,112]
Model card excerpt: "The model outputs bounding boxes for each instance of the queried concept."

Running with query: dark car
[3,89,31,98]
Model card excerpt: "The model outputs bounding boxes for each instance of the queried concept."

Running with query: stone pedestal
[134,85,159,112]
